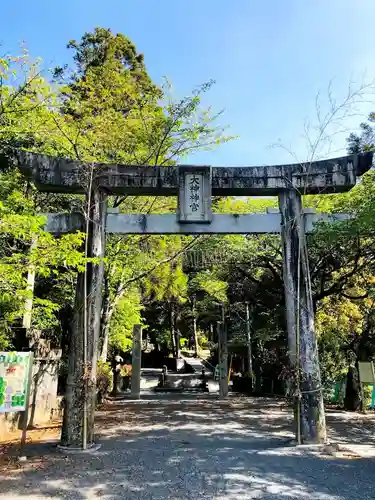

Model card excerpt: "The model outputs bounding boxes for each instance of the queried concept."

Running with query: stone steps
[138,367,219,393]
[180,355,213,376]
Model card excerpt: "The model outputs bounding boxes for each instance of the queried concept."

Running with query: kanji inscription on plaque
[178,166,212,223]
[185,173,203,218]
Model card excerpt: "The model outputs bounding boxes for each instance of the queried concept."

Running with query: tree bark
[192,297,198,357]
[100,329,110,364]
[61,189,107,448]
[170,303,177,358]
[99,276,113,362]
[279,190,327,444]
[99,280,127,362]
[245,302,253,375]
[23,238,37,330]
[344,365,361,411]
[171,302,180,358]
[218,320,228,398]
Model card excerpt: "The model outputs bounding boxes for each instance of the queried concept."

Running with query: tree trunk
[99,275,111,362]
[192,298,198,357]
[344,365,361,411]
[100,331,109,364]
[218,320,228,398]
[172,303,180,358]
[175,327,180,359]
[23,238,37,329]
[279,190,327,444]
[245,302,253,375]
[170,303,177,358]
[61,189,107,448]
[111,358,121,397]
[100,278,127,362]
[99,282,114,362]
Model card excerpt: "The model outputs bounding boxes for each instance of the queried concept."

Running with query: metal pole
[131,325,142,399]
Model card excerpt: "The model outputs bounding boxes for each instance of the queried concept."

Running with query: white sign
[183,173,204,221]
[358,361,375,384]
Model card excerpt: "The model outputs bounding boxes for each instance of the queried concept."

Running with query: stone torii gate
[11,150,373,448]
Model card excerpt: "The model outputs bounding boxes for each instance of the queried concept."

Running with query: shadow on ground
[0,395,374,499]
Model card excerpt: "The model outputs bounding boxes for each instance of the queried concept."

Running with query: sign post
[358,361,375,413]
[0,351,33,459]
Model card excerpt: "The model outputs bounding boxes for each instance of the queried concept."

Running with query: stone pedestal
[131,325,142,399]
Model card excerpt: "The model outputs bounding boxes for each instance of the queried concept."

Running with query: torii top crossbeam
[6,150,374,196]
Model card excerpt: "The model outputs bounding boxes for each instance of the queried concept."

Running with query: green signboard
[0,351,33,413]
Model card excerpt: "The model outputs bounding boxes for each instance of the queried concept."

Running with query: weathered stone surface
[44,213,84,233]
[9,149,373,195]
[61,190,107,448]
[131,325,142,400]
[44,212,350,234]
[177,166,212,222]
[279,190,326,444]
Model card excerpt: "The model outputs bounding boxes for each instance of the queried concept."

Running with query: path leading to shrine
[1,395,375,499]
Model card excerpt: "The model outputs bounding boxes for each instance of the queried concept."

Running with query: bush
[363,384,373,408]
[179,337,188,348]
[198,334,208,348]
[96,361,113,405]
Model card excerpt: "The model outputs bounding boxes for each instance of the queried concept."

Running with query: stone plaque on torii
[7,149,373,447]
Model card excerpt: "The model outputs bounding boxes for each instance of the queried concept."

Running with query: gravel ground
[0,394,375,500]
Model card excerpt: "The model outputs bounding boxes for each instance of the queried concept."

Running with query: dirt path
[0,395,374,499]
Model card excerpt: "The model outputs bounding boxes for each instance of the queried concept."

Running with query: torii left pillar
[61,188,107,449]
[279,189,326,444]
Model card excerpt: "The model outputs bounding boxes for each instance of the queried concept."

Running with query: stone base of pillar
[57,443,101,454]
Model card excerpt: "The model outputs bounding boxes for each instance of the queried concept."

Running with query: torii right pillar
[279,189,327,444]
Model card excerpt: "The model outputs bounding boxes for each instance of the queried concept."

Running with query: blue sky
[2,0,375,166]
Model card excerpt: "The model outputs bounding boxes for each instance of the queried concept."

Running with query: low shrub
[96,361,113,405]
